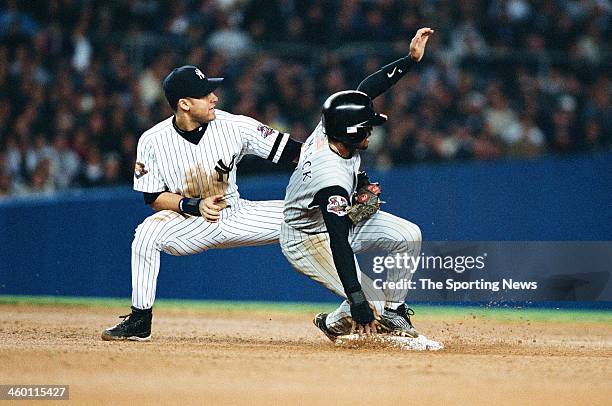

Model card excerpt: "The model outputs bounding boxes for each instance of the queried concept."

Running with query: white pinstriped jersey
[283,122,360,233]
[134,110,290,216]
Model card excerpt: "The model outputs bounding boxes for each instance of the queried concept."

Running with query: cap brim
[365,113,388,127]
[192,77,224,98]
[205,77,224,94]
[207,77,224,86]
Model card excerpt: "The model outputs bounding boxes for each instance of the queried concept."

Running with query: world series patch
[134,162,148,179]
[257,124,275,138]
[326,195,348,216]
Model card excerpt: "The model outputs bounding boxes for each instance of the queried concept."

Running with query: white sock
[386,302,403,311]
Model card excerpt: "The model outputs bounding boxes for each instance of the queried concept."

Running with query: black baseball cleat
[313,313,341,342]
[377,304,419,338]
[101,306,152,341]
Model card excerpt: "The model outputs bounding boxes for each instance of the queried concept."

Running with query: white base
[334,334,444,351]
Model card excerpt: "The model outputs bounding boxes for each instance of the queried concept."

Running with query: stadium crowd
[0,0,610,197]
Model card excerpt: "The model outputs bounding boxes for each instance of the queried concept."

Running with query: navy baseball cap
[162,65,224,109]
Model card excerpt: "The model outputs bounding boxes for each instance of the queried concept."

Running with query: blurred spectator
[25,133,53,174]
[473,123,503,160]
[167,1,190,36]
[79,147,104,187]
[138,57,167,107]
[582,76,612,146]
[207,13,251,58]
[575,21,604,64]
[48,133,81,190]
[485,84,518,140]
[71,20,92,73]
[0,151,12,198]
[0,169,11,197]
[18,158,55,196]
[118,132,137,183]
[102,153,122,186]
[500,111,546,157]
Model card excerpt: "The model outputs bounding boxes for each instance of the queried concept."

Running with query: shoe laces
[119,309,151,323]
[399,306,415,317]
[397,305,415,326]
[115,313,132,327]
[110,313,132,328]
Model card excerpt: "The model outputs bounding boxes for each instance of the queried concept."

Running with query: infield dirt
[0,303,610,405]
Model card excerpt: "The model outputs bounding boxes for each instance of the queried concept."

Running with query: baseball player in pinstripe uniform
[281,28,434,339]
[102,65,301,341]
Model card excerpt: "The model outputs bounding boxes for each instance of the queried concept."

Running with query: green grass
[416,305,612,323]
[0,295,328,313]
[0,295,610,324]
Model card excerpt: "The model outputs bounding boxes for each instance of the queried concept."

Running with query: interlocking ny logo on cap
[194,68,206,80]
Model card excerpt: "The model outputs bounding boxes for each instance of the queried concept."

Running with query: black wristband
[179,198,202,216]
[347,290,367,306]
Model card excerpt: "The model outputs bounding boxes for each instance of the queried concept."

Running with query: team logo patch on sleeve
[257,124,275,138]
[326,195,348,216]
[134,162,148,179]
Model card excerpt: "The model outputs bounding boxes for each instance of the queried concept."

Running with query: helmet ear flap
[343,125,371,145]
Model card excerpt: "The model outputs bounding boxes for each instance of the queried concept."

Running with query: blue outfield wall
[0,151,611,303]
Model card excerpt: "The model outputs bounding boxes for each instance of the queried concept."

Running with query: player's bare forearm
[149,192,226,222]
[356,27,434,99]
[149,192,182,212]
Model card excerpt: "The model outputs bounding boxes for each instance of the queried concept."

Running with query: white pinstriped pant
[131,199,283,309]
[280,211,422,335]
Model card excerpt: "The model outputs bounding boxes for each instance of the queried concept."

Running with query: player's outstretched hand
[348,291,377,337]
[355,319,377,337]
[409,27,434,62]
[199,194,228,222]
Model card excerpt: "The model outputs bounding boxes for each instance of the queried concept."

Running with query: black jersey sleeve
[314,185,362,295]
[356,56,415,100]
[278,137,302,164]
